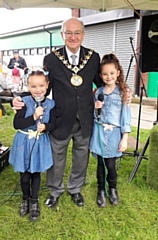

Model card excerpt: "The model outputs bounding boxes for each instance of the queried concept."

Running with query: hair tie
[28,68,49,76]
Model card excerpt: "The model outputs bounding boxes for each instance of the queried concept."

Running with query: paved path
[131,103,157,130]
[127,103,157,149]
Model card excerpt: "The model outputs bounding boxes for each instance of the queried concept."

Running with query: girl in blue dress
[90,54,131,207]
[9,68,56,221]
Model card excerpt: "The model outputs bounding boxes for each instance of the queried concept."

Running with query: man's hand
[126,88,133,104]
[12,96,25,110]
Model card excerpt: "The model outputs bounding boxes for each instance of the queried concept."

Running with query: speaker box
[141,14,158,72]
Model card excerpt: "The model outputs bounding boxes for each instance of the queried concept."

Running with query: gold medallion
[70,74,83,86]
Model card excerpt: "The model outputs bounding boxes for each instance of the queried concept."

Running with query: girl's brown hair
[27,66,49,83]
[100,53,130,103]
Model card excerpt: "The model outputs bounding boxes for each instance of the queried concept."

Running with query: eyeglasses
[63,31,83,37]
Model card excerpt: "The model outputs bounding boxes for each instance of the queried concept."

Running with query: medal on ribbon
[70,74,83,86]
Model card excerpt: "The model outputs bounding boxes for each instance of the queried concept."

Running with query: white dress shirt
[65,46,80,65]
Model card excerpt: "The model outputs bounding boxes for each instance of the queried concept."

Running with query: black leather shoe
[19,199,29,216]
[45,195,59,208]
[109,188,119,205]
[71,193,84,207]
[97,189,106,208]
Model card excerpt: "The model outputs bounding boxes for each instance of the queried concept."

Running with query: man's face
[61,18,85,54]
[14,53,19,60]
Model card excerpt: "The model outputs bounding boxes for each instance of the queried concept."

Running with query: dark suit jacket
[43,46,102,140]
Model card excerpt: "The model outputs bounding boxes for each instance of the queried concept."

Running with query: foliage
[147,124,158,190]
[0,104,158,240]
[0,103,16,147]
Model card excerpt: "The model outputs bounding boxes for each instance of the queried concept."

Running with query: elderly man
[44,17,102,208]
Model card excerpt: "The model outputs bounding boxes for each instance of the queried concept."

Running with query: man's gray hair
[61,17,85,32]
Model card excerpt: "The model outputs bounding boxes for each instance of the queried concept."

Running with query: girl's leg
[29,172,41,222]
[105,157,117,182]
[19,172,31,216]
[105,158,119,205]
[96,155,106,207]
[20,171,31,198]
[31,172,41,200]
[97,155,105,190]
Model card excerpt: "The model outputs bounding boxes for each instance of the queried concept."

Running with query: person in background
[12,17,132,209]
[9,69,56,222]
[8,50,27,70]
[90,53,131,208]
[21,67,30,92]
[0,71,13,96]
[11,62,25,92]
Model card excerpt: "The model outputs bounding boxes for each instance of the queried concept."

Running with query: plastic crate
[0,147,10,173]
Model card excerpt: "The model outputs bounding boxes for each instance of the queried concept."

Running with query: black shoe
[19,199,29,216]
[45,195,59,208]
[29,200,40,222]
[109,188,119,205]
[71,193,84,207]
[97,189,106,208]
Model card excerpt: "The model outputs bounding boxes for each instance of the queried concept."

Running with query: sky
[0,8,71,34]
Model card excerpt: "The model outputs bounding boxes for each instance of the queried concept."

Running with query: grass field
[0,104,157,240]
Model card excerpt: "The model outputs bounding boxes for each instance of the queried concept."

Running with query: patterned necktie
[71,55,77,65]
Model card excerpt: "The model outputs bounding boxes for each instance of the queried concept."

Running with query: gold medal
[70,74,83,86]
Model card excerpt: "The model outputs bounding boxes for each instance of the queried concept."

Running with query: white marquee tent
[1,0,158,11]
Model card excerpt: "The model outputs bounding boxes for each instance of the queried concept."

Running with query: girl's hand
[95,100,104,109]
[118,139,128,152]
[33,107,44,121]
[118,133,128,152]
[37,122,46,133]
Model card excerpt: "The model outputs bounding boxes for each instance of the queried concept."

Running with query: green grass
[0,103,158,240]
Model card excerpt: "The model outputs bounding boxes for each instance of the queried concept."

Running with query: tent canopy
[1,0,158,11]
